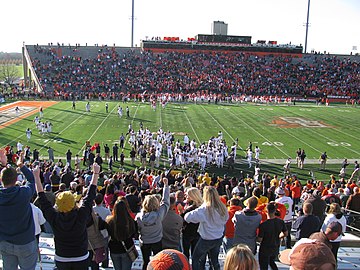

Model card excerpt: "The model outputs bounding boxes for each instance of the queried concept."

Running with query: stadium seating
[26,45,360,99]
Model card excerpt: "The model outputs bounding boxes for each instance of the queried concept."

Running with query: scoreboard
[196,34,252,44]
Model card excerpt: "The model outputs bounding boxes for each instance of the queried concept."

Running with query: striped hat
[147,249,190,270]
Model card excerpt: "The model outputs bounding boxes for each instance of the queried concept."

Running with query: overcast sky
[1,0,359,54]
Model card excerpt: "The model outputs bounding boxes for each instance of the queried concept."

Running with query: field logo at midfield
[271,117,331,128]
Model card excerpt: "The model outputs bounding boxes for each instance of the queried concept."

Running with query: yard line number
[262,141,284,146]
[327,142,351,147]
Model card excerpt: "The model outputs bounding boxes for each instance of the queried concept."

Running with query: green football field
[1,100,359,180]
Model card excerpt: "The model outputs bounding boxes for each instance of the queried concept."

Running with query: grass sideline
[1,100,359,181]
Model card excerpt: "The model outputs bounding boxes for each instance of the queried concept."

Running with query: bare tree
[0,63,20,87]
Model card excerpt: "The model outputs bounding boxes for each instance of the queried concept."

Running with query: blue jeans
[192,237,222,270]
[222,237,234,253]
[110,252,133,270]
[0,240,38,270]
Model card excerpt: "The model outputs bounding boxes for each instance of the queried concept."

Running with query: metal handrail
[23,44,44,93]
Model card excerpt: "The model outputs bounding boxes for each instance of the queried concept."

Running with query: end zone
[0,101,58,129]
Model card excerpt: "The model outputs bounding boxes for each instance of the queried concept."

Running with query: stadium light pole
[131,0,135,47]
[304,0,310,53]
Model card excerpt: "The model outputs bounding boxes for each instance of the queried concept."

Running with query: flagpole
[131,0,134,47]
[304,0,310,53]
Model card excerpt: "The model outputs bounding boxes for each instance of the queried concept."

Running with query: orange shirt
[322,188,329,197]
[225,205,242,238]
[290,185,301,199]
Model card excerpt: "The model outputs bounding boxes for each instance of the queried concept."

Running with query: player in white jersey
[118,106,123,117]
[255,146,261,161]
[34,116,40,125]
[41,122,47,134]
[175,153,181,167]
[26,128,32,141]
[129,131,136,147]
[190,139,196,150]
[17,141,23,152]
[247,149,253,168]
[184,134,189,145]
[223,144,229,160]
[187,150,194,165]
[199,151,207,171]
[47,122,52,133]
[85,102,90,112]
[15,106,20,116]
[167,143,173,159]
[216,150,224,168]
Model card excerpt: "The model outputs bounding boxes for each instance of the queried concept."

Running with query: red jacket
[291,185,301,199]
[225,205,242,238]
[256,203,286,223]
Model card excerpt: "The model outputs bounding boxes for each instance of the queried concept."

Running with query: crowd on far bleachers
[29,45,360,100]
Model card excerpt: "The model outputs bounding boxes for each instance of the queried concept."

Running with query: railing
[324,203,360,233]
[23,45,44,93]
[343,208,360,232]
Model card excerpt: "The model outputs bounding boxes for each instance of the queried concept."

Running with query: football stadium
[1,8,360,270]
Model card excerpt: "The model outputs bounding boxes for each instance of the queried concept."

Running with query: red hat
[147,249,190,270]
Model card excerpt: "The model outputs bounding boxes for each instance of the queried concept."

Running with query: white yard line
[39,110,91,153]
[310,131,360,156]
[323,107,360,133]
[77,103,120,155]
[224,108,291,157]
[178,103,201,144]
[159,103,163,128]
[123,103,140,149]
[241,106,323,154]
[199,105,236,143]
[1,134,25,148]
[281,107,360,156]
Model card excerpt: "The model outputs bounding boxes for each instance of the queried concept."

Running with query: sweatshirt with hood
[0,165,35,245]
[232,208,262,253]
[184,202,229,240]
[321,212,347,242]
[135,186,170,244]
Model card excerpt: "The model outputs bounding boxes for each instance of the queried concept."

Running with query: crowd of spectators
[1,139,360,269]
[29,45,360,100]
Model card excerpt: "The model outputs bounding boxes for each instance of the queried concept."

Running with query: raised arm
[158,177,170,220]
[17,152,36,197]
[78,162,100,217]
[0,148,7,167]
[33,165,43,193]
[90,162,100,187]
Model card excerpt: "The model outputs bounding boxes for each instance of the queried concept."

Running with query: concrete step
[1,233,359,270]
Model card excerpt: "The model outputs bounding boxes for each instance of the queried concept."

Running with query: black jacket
[38,184,96,258]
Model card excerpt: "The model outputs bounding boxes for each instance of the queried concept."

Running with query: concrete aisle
[1,233,359,269]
